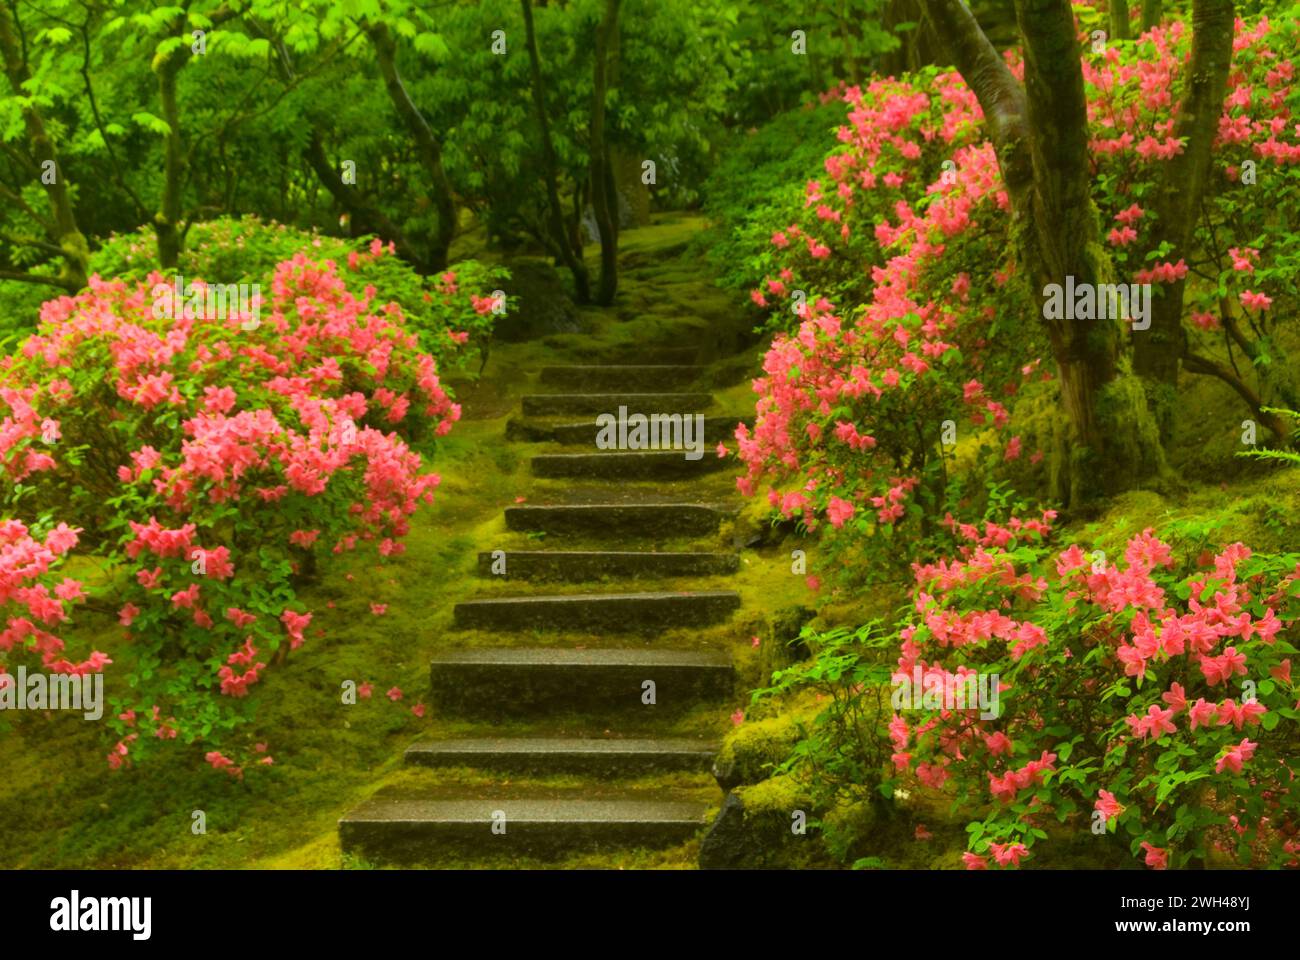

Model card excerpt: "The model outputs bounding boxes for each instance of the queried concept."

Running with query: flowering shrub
[891,529,1300,869]
[725,14,1300,581]
[0,519,95,678]
[0,245,465,767]
[91,216,511,372]
[1078,14,1300,427]
[724,70,1043,589]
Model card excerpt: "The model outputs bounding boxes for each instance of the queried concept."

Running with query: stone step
[340,791,709,862]
[590,346,699,365]
[404,736,716,775]
[429,647,733,714]
[507,415,747,446]
[539,365,702,392]
[476,550,738,581]
[454,589,741,632]
[505,502,732,538]
[522,392,712,416]
[531,451,730,480]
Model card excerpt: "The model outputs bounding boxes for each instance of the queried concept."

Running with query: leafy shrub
[0,246,465,769]
[770,522,1300,870]
[90,216,512,372]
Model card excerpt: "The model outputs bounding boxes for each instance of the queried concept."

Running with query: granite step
[476,550,738,581]
[340,790,709,862]
[532,450,731,480]
[504,502,732,538]
[404,736,716,775]
[453,590,741,632]
[522,392,712,416]
[507,415,747,445]
[539,365,703,392]
[428,647,733,714]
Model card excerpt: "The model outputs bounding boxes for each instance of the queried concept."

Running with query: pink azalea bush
[891,528,1300,869]
[727,69,1045,584]
[726,13,1300,578]
[0,244,476,768]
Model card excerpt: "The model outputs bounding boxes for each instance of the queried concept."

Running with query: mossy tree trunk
[1141,0,1164,30]
[1132,0,1235,439]
[0,3,89,291]
[920,0,1161,506]
[589,0,621,306]
[367,20,457,272]
[1110,0,1132,40]
[154,36,187,270]
[521,0,591,303]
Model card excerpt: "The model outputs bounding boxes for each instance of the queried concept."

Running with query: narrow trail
[340,336,749,862]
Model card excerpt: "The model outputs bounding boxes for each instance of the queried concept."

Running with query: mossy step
[505,502,732,537]
[507,415,748,445]
[539,365,703,391]
[404,736,717,775]
[566,345,700,365]
[521,392,713,416]
[339,790,708,862]
[475,550,738,581]
[452,589,741,632]
[532,451,731,480]
[429,647,734,715]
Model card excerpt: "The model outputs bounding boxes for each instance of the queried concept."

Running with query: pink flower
[1139,842,1168,870]
[962,852,988,870]
[370,603,388,616]
[989,842,1029,867]
[387,686,403,702]
[412,703,426,718]
[1095,789,1125,822]
[731,709,745,726]
[1239,290,1272,311]
[358,682,374,699]
[826,496,856,528]
[1215,738,1257,774]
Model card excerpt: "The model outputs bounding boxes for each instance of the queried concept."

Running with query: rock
[493,258,583,341]
[698,775,818,869]
[711,714,802,791]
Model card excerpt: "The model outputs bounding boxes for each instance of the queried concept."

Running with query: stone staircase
[339,344,745,863]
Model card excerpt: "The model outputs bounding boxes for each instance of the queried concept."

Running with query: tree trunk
[1141,0,1164,30]
[367,21,457,272]
[1110,0,1131,41]
[155,43,186,270]
[1132,0,1235,438]
[920,0,1162,504]
[0,4,89,290]
[589,0,621,306]
[521,0,591,302]
[302,130,426,271]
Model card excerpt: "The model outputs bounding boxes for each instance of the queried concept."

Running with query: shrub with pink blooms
[723,69,1045,589]
[0,244,474,768]
[888,528,1300,870]
[722,14,1300,588]
[89,217,512,373]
